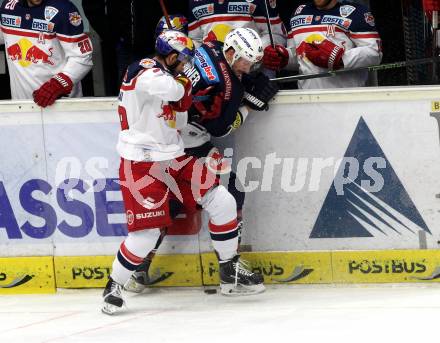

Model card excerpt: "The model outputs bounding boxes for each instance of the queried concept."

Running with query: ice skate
[219,255,265,296]
[124,258,152,293]
[102,277,125,315]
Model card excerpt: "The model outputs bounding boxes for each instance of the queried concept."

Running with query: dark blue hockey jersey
[184,40,247,139]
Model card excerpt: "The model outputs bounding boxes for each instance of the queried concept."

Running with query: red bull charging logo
[175,36,194,50]
[170,16,187,31]
[7,38,54,67]
[203,24,232,43]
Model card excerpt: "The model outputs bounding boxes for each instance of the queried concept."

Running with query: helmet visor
[177,51,194,67]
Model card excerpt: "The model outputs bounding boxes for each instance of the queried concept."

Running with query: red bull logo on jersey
[296,33,326,56]
[364,12,375,27]
[69,12,82,26]
[204,23,232,43]
[7,38,54,67]
[140,58,156,69]
[1,14,21,27]
[25,45,54,65]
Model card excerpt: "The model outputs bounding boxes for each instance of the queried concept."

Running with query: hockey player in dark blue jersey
[184,28,279,233]
[124,28,279,295]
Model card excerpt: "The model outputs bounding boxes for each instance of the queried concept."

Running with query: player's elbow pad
[218,106,248,138]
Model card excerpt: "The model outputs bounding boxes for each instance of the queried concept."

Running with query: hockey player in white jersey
[102,30,265,315]
[0,0,93,105]
[124,27,278,294]
[273,0,382,88]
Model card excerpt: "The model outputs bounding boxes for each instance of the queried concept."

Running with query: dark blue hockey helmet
[155,14,189,38]
[155,30,195,66]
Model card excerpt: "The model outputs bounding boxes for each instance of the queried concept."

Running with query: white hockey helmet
[223,28,263,66]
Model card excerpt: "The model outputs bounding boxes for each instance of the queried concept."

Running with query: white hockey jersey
[287,2,382,89]
[0,0,93,99]
[116,58,188,162]
[188,0,286,48]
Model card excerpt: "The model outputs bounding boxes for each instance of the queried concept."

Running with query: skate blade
[101,302,122,315]
[220,283,265,296]
[124,277,146,293]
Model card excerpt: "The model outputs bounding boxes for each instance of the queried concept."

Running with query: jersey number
[5,0,19,10]
[78,39,92,54]
[118,105,129,130]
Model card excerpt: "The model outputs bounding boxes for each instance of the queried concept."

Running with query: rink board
[201,251,333,285]
[332,250,440,283]
[0,256,55,294]
[53,250,440,288]
[54,254,203,288]
[52,252,334,288]
[1,89,440,257]
[3,250,440,293]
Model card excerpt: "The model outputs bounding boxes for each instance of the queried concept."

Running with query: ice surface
[1,284,438,343]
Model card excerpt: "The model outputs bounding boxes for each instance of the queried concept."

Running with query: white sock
[110,228,161,285]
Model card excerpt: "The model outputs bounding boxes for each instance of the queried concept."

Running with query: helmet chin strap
[164,53,180,75]
[224,50,238,68]
[166,60,180,75]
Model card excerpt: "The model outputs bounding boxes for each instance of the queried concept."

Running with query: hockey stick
[423,0,440,82]
[271,56,440,83]
[432,11,438,82]
[159,0,172,29]
[263,0,275,47]
[197,224,217,294]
